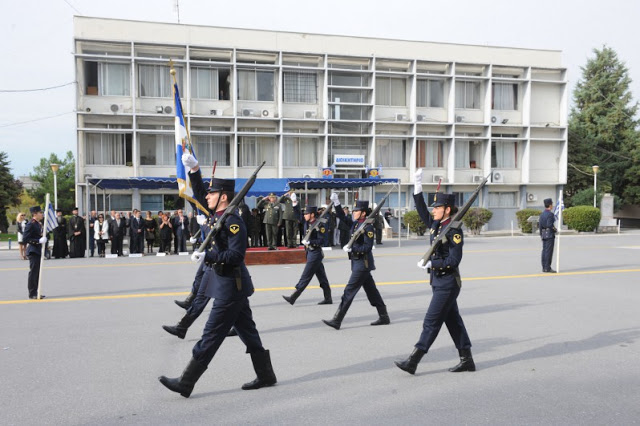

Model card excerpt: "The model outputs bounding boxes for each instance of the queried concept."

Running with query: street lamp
[51,163,59,210]
[592,165,599,208]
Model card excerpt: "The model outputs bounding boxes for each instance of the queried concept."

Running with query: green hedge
[563,206,601,232]
[404,210,427,236]
[461,208,493,235]
[516,208,541,233]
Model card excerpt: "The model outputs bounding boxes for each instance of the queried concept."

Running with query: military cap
[353,200,369,212]
[431,193,456,208]
[544,198,553,208]
[268,192,277,197]
[30,206,42,214]
[305,206,318,215]
[72,206,79,211]
[207,178,235,193]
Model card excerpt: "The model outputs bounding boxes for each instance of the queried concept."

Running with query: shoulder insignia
[367,231,374,238]
[320,227,325,233]
[229,224,240,235]
[453,234,462,244]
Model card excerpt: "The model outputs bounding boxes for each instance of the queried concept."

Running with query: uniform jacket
[257,197,282,226]
[303,219,326,261]
[335,206,375,272]
[539,209,556,240]
[278,195,299,222]
[23,219,44,256]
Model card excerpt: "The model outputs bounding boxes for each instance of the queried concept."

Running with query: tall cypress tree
[0,152,23,233]
[567,46,640,206]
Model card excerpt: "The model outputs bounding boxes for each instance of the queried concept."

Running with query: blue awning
[287,178,398,190]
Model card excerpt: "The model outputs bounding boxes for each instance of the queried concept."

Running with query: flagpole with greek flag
[37,194,58,300]
[170,60,209,215]
[554,189,564,273]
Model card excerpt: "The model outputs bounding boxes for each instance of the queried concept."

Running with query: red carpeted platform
[245,246,306,265]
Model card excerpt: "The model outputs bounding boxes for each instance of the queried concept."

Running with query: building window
[329,72,367,87]
[193,135,231,166]
[330,105,369,121]
[283,137,319,167]
[329,137,368,165]
[453,192,480,207]
[191,67,230,100]
[329,88,366,103]
[283,71,317,103]
[455,81,481,109]
[417,79,444,108]
[492,82,518,110]
[139,64,183,98]
[84,62,130,96]
[377,139,406,167]
[139,134,175,166]
[141,194,163,212]
[237,70,274,101]
[375,77,406,106]
[489,192,518,208]
[238,136,276,166]
[86,133,132,165]
[491,141,518,168]
[416,139,444,168]
[110,194,132,211]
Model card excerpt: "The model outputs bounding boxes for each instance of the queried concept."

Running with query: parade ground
[1,232,639,425]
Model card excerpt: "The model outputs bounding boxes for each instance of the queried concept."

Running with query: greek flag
[554,198,565,220]
[45,202,58,233]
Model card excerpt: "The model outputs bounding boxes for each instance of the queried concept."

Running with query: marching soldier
[394,169,475,375]
[159,153,276,398]
[23,206,47,299]
[257,193,282,250]
[322,193,390,330]
[282,206,332,305]
[279,192,299,248]
[539,198,556,273]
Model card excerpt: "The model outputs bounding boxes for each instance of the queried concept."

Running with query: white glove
[290,193,297,203]
[417,259,432,270]
[182,152,198,170]
[191,251,205,264]
[301,239,310,246]
[414,168,423,195]
[189,237,197,244]
[343,246,352,253]
[330,192,340,206]
[196,214,206,225]
[38,236,47,244]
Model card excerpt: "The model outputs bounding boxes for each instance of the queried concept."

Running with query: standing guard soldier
[159,153,276,398]
[23,206,47,299]
[279,192,299,248]
[394,169,475,375]
[282,206,332,305]
[257,193,282,250]
[539,198,557,273]
[322,193,390,330]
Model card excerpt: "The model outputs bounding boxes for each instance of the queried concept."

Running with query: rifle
[344,184,396,250]
[197,161,266,253]
[302,202,334,243]
[418,173,490,266]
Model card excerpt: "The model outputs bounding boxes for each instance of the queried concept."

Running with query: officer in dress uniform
[322,193,390,330]
[278,192,299,248]
[394,169,475,375]
[282,206,332,305]
[159,153,276,398]
[23,206,47,299]
[539,198,556,273]
[257,193,282,250]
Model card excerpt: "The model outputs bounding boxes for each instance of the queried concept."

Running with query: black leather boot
[322,304,348,330]
[158,357,208,398]
[162,313,197,339]
[394,348,426,375]
[370,305,390,326]
[449,348,476,372]
[282,288,303,305]
[242,350,277,390]
[317,287,333,305]
[175,291,195,310]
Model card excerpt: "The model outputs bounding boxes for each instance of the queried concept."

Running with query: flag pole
[555,188,563,273]
[169,59,193,154]
[37,193,50,300]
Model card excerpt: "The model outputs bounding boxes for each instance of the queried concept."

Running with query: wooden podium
[245,246,306,265]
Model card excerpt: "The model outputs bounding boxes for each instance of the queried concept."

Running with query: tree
[0,152,23,233]
[567,46,640,206]
[29,151,76,213]
[7,190,38,225]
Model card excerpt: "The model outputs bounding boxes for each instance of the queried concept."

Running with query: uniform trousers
[265,224,278,248]
[284,220,297,247]
[339,269,385,312]
[541,238,554,270]
[192,297,264,366]
[416,279,471,352]
[27,253,41,297]
[187,265,212,318]
[295,252,330,291]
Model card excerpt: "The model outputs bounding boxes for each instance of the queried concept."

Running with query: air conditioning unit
[164,106,173,114]
[432,174,445,183]
[455,115,465,123]
[492,171,504,183]
[416,114,427,122]
[472,175,484,183]
[241,108,254,117]
[110,104,123,113]
[210,109,223,116]
[261,109,270,117]
[395,113,407,121]
[527,193,537,202]
[304,110,317,119]
[492,115,509,124]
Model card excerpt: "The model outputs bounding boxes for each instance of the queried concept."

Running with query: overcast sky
[1,0,638,177]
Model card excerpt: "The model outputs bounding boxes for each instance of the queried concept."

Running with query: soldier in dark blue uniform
[395,169,474,375]
[159,153,275,398]
[322,193,390,330]
[23,206,47,299]
[539,198,556,273]
[282,206,332,305]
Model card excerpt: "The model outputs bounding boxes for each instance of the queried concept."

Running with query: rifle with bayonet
[302,202,334,244]
[197,161,266,253]
[418,173,490,266]
[344,184,397,250]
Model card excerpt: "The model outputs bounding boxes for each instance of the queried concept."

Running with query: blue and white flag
[554,198,565,220]
[45,202,58,233]
[174,83,208,214]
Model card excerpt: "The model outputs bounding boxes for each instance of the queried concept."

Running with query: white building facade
[74,17,567,230]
